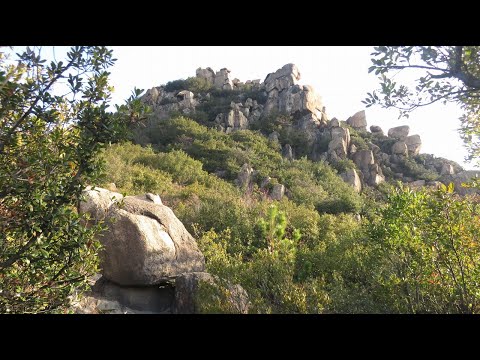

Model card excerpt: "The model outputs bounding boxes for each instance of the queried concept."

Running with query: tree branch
[0,46,85,154]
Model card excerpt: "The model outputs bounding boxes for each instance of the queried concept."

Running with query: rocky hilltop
[139,63,479,196]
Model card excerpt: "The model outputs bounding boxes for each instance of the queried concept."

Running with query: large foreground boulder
[80,187,205,286]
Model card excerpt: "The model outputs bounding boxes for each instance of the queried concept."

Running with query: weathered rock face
[134,193,162,205]
[388,125,410,140]
[353,150,375,170]
[270,184,285,200]
[340,169,362,193]
[391,141,408,156]
[346,110,367,131]
[214,68,234,90]
[79,186,124,221]
[72,276,175,314]
[330,118,340,128]
[370,125,384,135]
[174,272,249,314]
[405,134,422,156]
[196,67,215,85]
[368,163,385,186]
[80,188,205,286]
[328,125,350,160]
[262,64,323,125]
[264,63,301,92]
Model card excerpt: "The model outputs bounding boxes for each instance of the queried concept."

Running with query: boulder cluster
[140,63,479,197]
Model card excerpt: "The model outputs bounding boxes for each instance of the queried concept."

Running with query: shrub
[164,79,188,92]
[367,184,480,313]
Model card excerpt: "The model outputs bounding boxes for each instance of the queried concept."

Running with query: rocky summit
[139,63,480,195]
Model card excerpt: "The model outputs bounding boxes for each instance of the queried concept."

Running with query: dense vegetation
[0,46,148,313]
[98,115,480,313]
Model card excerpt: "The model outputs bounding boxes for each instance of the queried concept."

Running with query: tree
[367,184,480,313]
[0,46,149,313]
[363,46,480,163]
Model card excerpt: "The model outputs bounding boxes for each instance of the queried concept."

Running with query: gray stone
[97,299,124,314]
[353,150,375,170]
[174,272,249,314]
[370,125,383,134]
[134,193,162,205]
[212,68,234,90]
[226,108,248,130]
[369,143,381,155]
[340,169,362,193]
[328,125,350,159]
[196,67,215,85]
[282,144,294,160]
[405,134,422,156]
[144,87,160,105]
[328,136,348,159]
[262,64,322,120]
[388,125,410,140]
[264,63,301,92]
[80,188,205,286]
[440,163,454,175]
[330,118,340,128]
[271,184,285,201]
[79,186,123,222]
[91,276,174,313]
[177,90,194,101]
[391,141,408,155]
[368,163,385,186]
[346,110,367,131]
[350,143,357,155]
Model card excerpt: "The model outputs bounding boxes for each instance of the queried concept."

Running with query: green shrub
[164,79,188,92]
[398,157,439,181]
[367,184,480,313]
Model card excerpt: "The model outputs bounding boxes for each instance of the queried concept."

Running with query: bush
[164,79,188,92]
[399,157,439,181]
[367,184,480,313]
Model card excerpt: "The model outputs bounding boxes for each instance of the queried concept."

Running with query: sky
[9,46,479,170]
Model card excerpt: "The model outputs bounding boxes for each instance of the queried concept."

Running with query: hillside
[96,64,480,313]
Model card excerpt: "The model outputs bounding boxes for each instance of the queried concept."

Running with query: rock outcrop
[347,110,367,131]
[139,63,477,196]
[388,125,410,140]
[80,187,205,286]
[405,134,422,156]
[341,169,362,193]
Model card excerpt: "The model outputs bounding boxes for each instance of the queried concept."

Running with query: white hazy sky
[14,46,479,170]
